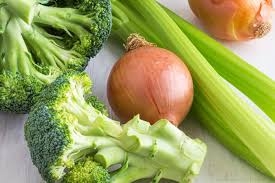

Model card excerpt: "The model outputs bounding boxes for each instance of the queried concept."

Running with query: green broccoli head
[31,0,112,60]
[86,95,108,116]
[0,0,111,113]
[25,72,115,182]
[0,72,44,113]
[25,72,207,183]
[63,156,111,183]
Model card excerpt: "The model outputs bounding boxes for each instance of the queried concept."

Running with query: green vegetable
[0,0,111,113]
[111,0,275,178]
[63,157,111,183]
[24,72,207,183]
[86,95,108,116]
[162,6,275,122]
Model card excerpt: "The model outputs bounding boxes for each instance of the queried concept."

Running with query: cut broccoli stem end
[121,119,206,182]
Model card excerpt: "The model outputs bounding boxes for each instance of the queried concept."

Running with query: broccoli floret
[86,95,108,116]
[63,156,111,183]
[25,72,207,183]
[0,0,111,113]
[0,72,44,113]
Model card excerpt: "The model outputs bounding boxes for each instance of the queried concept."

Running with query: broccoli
[86,95,108,116]
[63,156,111,183]
[0,0,111,113]
[25,72,207,183]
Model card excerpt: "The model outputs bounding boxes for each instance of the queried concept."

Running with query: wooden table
[0,0,274,182]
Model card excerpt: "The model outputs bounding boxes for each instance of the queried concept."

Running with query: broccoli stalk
[0,0,111,113]
[25,72,207,183]
[0,7,10,34]
[1,0,36,24]
[18,20,86,70]
[4,18,59,84]
[32,1,112,57]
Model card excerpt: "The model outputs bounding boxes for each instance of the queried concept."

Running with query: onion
[188,0,273,41]
[107,34,194,126]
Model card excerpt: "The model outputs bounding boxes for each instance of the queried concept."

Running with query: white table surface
[0,1,274,183]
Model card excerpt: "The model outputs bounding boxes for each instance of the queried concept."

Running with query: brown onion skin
[188,0,273,41]
[107,46,194,126]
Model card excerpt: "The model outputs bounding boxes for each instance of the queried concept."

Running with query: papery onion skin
[107,46,194,126]
[188,0,273,41]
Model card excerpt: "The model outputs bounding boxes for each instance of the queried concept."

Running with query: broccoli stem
[0,35,3,69]
[0,8,10,34]
[18,21,64,69]
[62,79,123,136]
[2,18,57,84]
[33,5,91,43]
[111,165,156,183]
[66,136,119,162]
[0,30,5,70]
[18,19,83,71]
[3,17,30,74]
[77,117,205,182]
[33,25,66,47]
[4,0,37,24]
[94,147,126,167]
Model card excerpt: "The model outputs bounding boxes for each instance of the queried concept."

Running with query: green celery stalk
[162,6,275,122]
[111,0,275,178]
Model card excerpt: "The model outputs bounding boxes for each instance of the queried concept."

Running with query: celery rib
[111,0,275,179]
[192,81,272,177]
[162,6,275,122]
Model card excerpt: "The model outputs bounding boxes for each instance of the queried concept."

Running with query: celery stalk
[111,0,275,178]
[162,6,275,122]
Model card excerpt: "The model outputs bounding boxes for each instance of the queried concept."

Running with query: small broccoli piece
[0,72,44,113]
[86,95,108,116]
[63,156,111,183]
[25,72,207,183]
[0,0,111,113]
